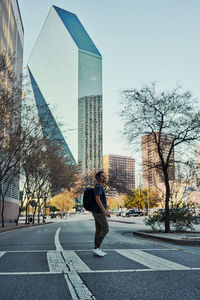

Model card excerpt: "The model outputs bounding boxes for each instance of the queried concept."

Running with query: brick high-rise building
[103,154,135,192]
[142,133,175,189]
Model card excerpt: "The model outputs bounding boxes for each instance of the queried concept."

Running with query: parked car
[148,208,158,215]
[116,208,127,217]
[116,211,123,217]
[124,208,143,217]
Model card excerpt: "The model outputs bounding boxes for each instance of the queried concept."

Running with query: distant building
[135,173,143,189]
[28,6,102,173]
[142,133,175,190]
[103,154,135,192]
[0,0,24,221]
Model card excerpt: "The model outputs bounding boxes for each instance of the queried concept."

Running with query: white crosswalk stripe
[0,252,5,258]
[116,249,190,270]
[62,250,91,272]
[47,251,68,273]
[47,250,91,273]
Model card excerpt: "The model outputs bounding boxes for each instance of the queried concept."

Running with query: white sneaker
[100,249,107,256]
[93,248,105,257]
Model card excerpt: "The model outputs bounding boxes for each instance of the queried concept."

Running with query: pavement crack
[61,250,95,299]
[60,251,70,271]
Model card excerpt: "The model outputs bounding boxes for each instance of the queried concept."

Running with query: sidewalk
[134,230,200,245]
[0,220,53,234]
[108,215,200,245]
[0,215,76,234]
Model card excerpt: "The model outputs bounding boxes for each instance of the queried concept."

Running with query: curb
[108,219,135,224]
[134,231,200,245]
[90,218,135,225]
[0,221,53,234]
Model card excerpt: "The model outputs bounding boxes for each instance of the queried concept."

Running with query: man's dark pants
[92,212,109,248]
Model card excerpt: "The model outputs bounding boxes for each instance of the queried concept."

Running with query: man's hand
[95,195,111,218]
[104,210,111,218]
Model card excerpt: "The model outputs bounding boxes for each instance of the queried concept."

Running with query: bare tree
[0,52,23,226]
[19,141,78,225]
[120,84,200,232]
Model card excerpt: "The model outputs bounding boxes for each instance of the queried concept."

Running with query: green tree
[124,189,144,210]
[124,188,160,211]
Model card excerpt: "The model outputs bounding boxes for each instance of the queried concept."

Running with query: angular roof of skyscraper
[53,5,101,57]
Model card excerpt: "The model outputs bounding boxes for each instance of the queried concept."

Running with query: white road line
[55,228,63,251]
[53,228,95,299]
[62,250,91,272]
[0,251,6,258]
[1,268,200,276]
[79,268,200,273]
[64,274,79,300]
[79,269,154,273]
[75,248,177,252]
[0,272,61,275]
[2,248,176,253]
[80,268,200,272]
[116,249,190,270]
[65,271,95,300]
[4,250,50,253]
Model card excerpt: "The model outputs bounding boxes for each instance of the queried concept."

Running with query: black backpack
[83,188,96,211]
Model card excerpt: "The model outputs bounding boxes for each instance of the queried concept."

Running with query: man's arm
[95,195,111,218]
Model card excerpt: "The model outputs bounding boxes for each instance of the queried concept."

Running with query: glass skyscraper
[28,5,102,173]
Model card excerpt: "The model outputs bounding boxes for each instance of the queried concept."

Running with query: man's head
[95,171,106,184]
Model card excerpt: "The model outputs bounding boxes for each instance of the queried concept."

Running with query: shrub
[144,213,165,231]
[170,206,198,231]
[144,205,198,232]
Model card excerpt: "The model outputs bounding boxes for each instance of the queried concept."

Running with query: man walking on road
[92,170,111,257]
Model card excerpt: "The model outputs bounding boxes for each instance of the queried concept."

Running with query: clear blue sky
[18,0,200,163]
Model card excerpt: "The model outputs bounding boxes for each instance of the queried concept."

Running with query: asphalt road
[0,214,200,300]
